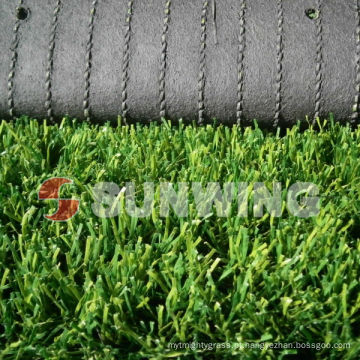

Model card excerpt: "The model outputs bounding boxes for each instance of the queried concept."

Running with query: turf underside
[0,117,360,359]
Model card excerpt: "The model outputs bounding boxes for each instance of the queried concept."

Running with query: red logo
[38,178,79,221]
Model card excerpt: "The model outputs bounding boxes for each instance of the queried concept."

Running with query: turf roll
[0,0,358,127]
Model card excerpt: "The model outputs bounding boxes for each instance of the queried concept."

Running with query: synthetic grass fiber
[0,117,360,359]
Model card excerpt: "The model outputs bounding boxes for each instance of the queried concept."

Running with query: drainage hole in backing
[16,7,29,20]
[305,8,319,20]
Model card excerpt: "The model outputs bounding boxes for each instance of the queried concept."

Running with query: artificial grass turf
[0,117,359,359]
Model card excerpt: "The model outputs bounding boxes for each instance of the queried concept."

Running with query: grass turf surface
[0,117,360,359]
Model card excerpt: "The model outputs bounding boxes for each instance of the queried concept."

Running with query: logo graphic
[38,178,79,221]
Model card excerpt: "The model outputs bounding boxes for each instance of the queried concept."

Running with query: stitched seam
[314,0,323,123]
[198,1,209,125]
[274,0,284,128]
[237,0,246,126]
[8,0,24,118]
[159,1,171,119]
[352,0,360,124]
[121,0,134,123]
[46,0,61,121]
[84,0,98,121]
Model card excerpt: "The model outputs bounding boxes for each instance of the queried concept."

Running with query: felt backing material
[0,0,358,127]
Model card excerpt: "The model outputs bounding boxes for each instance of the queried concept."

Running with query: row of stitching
[8,0,24,118]
[273,0,284,128]
[198,1,209,125]
[84,0,98,121]
[159,1,171,119]
[313,0,323,123]
[9,2,348,125]
[353,0,360,125]
[237,0,246,126]
[121,0,134,124]
[45,0,61,122]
